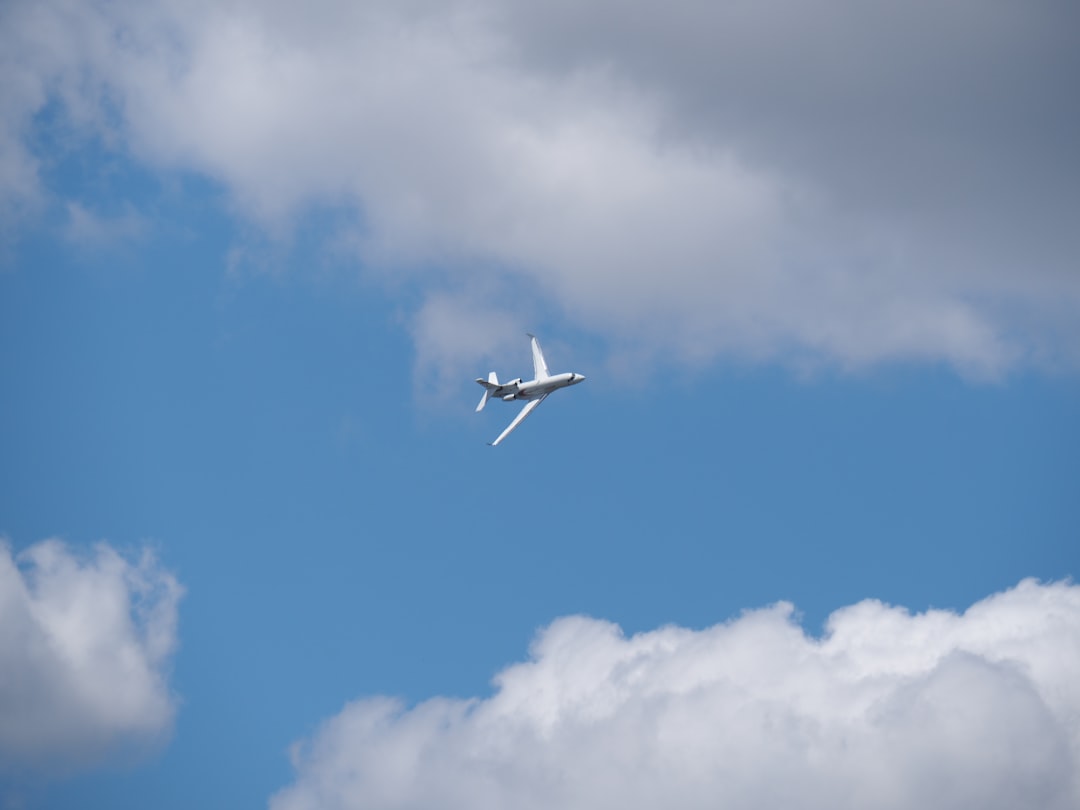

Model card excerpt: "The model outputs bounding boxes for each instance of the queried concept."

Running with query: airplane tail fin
[475,372,499,412]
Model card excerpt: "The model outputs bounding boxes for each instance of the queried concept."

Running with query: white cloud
[0,539,183,774]
[5,0,1079,374]
[270,579,1080,810]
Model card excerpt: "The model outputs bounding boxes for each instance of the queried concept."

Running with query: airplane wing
[527,333,551,380]
[490,395,547,446]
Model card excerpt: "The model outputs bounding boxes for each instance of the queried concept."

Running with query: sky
[1,0,1079,808]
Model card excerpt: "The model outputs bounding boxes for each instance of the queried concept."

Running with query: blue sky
[2,2,1079,809]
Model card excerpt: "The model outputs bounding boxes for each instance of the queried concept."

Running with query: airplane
[475,334,585,445]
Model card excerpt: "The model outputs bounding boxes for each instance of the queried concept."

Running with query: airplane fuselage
[494,372,585,401]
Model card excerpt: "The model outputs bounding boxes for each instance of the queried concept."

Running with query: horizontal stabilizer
[476,387,490,412]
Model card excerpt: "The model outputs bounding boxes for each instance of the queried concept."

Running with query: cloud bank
[271,579,1080,810]
[4,0,1079,375]
[0,539,183,774]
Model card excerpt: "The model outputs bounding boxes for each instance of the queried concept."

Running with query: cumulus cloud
[270,579,1080,810]
[4,0,1079,374]
[0,539,183,774]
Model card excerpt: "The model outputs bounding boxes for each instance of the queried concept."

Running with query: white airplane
[476,334,585,445]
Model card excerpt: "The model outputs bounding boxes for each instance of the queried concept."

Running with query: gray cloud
[270,579,1080,810]
[0,539,183,774]
[4,0,1078,375]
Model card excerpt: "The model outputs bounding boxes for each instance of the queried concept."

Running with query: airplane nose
[576,374,586,383]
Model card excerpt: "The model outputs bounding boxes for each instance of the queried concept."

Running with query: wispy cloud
[271,579,1080,810]
[0,539,183,776]
[63,201,147,249]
